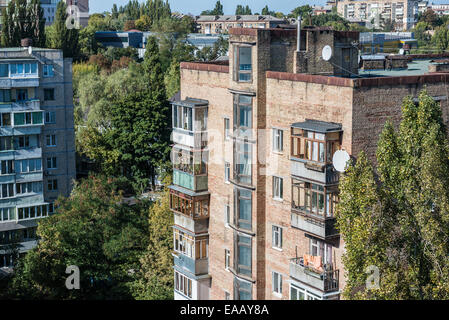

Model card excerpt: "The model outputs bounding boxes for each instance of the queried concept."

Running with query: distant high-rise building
[0,40,76,270]
[336,0,419,30]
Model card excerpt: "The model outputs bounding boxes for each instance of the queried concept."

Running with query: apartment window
[1,113,11,127]
[0,183,14,199]
[174,271,192,299]
[272,128,283,152]
[273,176,283,200]
[234,188,252,231]
[0,64,8,77]
[234,45,252,82]
[47,157,57,169]
[272,225,283,249]
[290,285,320,300]
[292,178,339,218]
[233,94,253,136]
[0,89,11,102]
[234,278,252,300]
[0,137,13,151]
[225,162,230,182]
[15,159,42,173]
[0,254,13,268]
[272,271,283,295]
[46,134,56,147]
[17,136,30,148]
[14,112,43,126]
[17,89,28,101]
[291,128,341,164]
[44,88,55,101]
[225,249,230,270]
[47,179,58,191]
[169,191,209,218]
[224,117,230,139]
[174,228,208,260]
[43,65,54,77]
[16,182,43,195]
[225,204,230,225]
[0,208,16,222]
[233,139,252,185]
[45,111,56,124]
[10,63,38,76]
[0,160,14,175]
[235,233,252,276]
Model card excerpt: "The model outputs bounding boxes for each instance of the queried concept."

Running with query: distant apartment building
[312,5,334,15]
[0,40,76,270]
[337,0,419,30]
[0,0,89,28]
[194,15,286,34]
[170,26,449,300]
[430,4,449,15]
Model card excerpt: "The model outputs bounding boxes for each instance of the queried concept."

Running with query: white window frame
[272,225,283,249]
[273,176,283,200]
[225,162,230,183]
[224,117,230,139]
[225,204,230,226]
[272,271,283,295]
[272,128,283,152]
[225,249,230,270]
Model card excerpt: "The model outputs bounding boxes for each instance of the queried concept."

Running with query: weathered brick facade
[173,27,449,300]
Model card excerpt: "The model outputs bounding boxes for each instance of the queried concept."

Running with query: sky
[90,0,326,15]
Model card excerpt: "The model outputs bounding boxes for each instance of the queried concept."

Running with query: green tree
[432,26,449,52]
[202,0,224,15]
[337,90,449,299]
[1,0,46,47]
[132,177,174,300]
[5,175,151,299]
[49,0,80,59]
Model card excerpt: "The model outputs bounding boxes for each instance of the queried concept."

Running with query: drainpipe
[297,15,301,52]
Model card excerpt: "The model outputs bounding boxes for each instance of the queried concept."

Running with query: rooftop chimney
[21,38,32,47]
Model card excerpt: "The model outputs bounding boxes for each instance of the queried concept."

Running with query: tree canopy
[337,90,449,299]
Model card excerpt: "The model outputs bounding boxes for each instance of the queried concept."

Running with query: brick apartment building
[336,0,419,30]
[169,26,449,300]
[0,40,76,271]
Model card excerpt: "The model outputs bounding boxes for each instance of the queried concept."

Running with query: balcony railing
[290,257,339,292]
[173,169,208,192]
[173,252,208,276]
[291,210,339,239]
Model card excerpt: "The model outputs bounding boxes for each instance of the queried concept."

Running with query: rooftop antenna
[297,15,301,52]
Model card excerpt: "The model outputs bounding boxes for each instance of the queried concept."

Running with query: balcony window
[292,179,339,218]
[0,137,13,151]
[14,112,43,126]
[17,89,28,101]
[174,271,193,299]
[273,176,283,200]
[235,233,252,277]
[272,271,283,295]
[0,90,11,103]
[233,94,252,137]
[291,128,341,164]
[0,183,14,199]
[233,139,252,185]
[173,147,207,176]
[1,113,11,127]
[173,228,208,259]
[0,208,16,222]
[0,64,8,77]
[234,45,252,82]
[234,187,252,231]
[234,278,252,300]
[10,63,38,77]
[15,158,42,173]
[169,190,209,219]
[0,160,14,175]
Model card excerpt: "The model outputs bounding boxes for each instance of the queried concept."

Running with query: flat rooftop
[358,59,434,78]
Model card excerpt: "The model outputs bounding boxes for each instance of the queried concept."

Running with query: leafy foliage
[337,90,449,299]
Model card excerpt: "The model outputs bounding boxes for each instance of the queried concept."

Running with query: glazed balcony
[290,257,339,292]
[173,169,208,192]
[173,253,208,276]
[290,120,342,184]
[291,178,339,239]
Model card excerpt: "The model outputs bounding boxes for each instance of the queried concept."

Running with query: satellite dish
[322,45,333,61]
[28,46,33,55]
[332,150,350,173]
